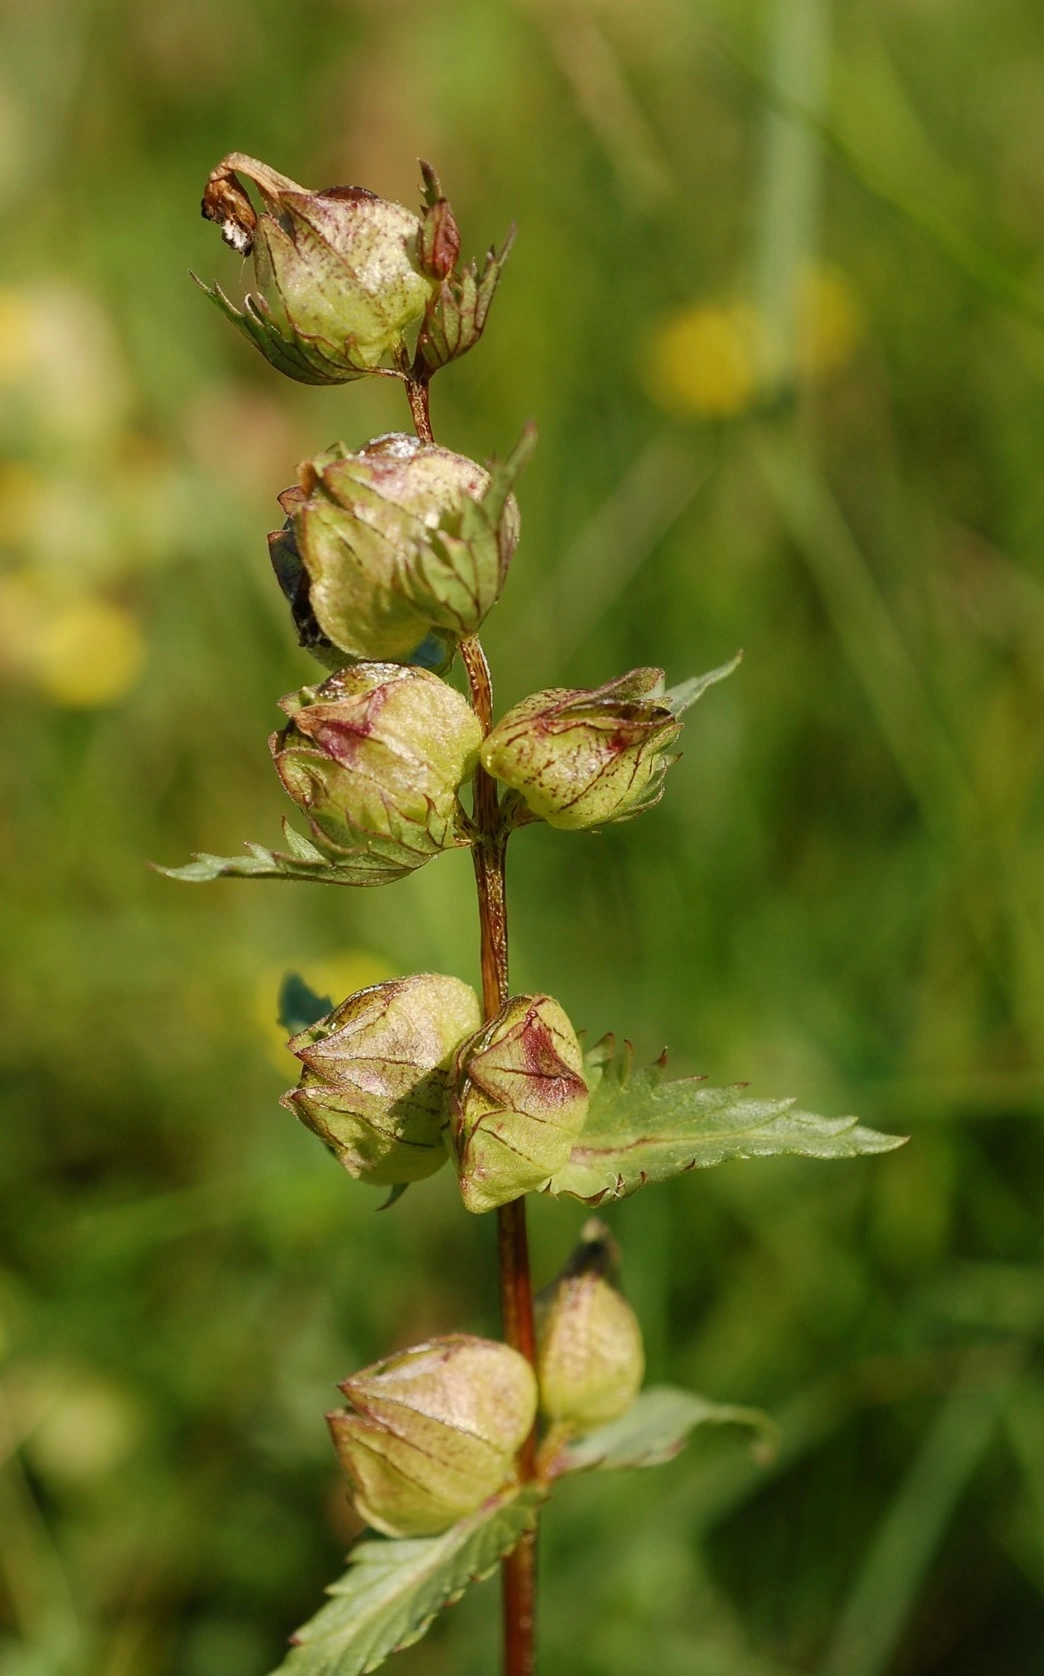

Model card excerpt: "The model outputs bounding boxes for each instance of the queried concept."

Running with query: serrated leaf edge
[269,1483,546,1676]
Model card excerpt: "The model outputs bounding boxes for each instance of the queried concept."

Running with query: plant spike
[173,153,905,1676]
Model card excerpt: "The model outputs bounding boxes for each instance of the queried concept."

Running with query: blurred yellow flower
[642,301,761,419]
[0,577,145,707]
[642,265,863,418]
[0,290,35,380]
[255,951,399,1072]
[31,597,146,707]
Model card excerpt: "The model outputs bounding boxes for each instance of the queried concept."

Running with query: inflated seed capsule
[270,663,482,885]
[536,1219,645,1430]
[281,974,482,1185]
[198,154,436,383]
[291,429,532,662]
[447,994,589,1214]
[481,657,741,832]
[328,1334,538,1536]
[479,669,681,831]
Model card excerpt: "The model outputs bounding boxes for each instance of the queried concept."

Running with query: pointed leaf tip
[377,1183,410,1212]
[664,651,743,718]
[547,1040,906,1204]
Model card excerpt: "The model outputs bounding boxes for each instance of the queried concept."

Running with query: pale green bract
[551,1385,778,1475]
[546,1037,906,1205]
[158,819,434,888]
[268,1483,546,1676]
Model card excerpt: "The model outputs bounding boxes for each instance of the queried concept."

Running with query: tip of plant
[150,856,205,882]
[418,158,442,199]
[377,1183,410,1211]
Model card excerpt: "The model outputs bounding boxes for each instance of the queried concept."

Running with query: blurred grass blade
[718,29,1044,331]
[1003,1377,1044,1580]
[820,1361,1013,1676]
[752,0,831,392]
[526,0,673,206]
[0,1388,83,1670]
[753,432,973,832]
[754,431,1042,1025]
[512,433,714,679]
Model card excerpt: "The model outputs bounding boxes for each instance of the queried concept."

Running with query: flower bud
[448,995,589,1214]
[328,1334,538,1536]
[271,664,482,884]
[199,154,435,383]
[291,429,531,662]
[480,657,741,830]
[281,974,482,1184]
[536,1220,644,1430]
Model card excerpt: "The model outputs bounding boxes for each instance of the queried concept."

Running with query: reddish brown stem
[459,633,539,1676]
[405,374,434,443]
[461,636,509,1012]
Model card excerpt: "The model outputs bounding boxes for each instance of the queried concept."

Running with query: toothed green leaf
[546,1037,906,1205]
[268,1483,545,1676]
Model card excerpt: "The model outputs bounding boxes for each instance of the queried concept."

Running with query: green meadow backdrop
[0,2,1041,1673]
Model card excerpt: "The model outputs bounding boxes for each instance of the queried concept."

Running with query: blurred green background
[1,1,1041,1673]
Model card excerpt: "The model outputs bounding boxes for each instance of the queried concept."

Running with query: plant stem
[459,633,539,1676]
[405,373,434,443]
[460,636,509,1012]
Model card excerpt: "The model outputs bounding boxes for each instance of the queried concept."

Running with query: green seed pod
[268,487,453,675]
[271,664,482,884]
[198,154,435,384]
[536,1219,645,1430]
[281,974,482,1185]
[448,995,589,1214]
[481,657,742,831]
[480,669,681,831]
[292,428,531,662]
[327,1334,538,1536]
